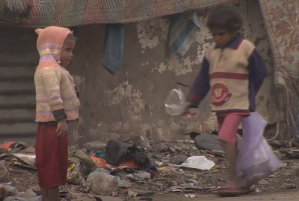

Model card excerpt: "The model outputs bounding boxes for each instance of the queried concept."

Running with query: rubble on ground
[0,135,299,200]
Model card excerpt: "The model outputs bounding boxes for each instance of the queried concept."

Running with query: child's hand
[182,109,196,120]
[180,102,196,120]
[56,119,68,137]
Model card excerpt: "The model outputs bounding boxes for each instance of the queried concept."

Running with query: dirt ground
[2,139,299,201]
[154,191,299,201]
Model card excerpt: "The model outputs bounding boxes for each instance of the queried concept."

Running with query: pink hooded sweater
[34,26,80,123]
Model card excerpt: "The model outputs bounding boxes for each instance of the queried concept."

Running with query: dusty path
[154,191,299,201]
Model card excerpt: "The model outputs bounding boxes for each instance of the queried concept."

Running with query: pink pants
[217,113,244,145]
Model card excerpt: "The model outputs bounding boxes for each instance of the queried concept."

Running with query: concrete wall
[0,0,277,145]
[68,0,277,146]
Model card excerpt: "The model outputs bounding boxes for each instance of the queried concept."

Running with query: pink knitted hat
[35,26,72,69]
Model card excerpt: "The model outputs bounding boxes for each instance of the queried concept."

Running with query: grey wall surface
[0,0,277,146]
[69,0,276,146]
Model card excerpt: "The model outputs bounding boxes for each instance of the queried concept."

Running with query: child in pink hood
[34,26,80,201]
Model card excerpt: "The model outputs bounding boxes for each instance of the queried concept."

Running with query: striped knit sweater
[35,67,80,122]
[34,26,80,123]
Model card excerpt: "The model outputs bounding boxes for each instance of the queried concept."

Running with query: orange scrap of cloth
[0,142,16,150]
[90,155,138,170]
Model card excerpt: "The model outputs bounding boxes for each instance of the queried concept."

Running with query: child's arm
[248,49,268,94]
[187,57,211,107]
[41,68,65,121]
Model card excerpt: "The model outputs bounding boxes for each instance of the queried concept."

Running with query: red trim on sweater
[209,72,248,80]
[188,93,200,100]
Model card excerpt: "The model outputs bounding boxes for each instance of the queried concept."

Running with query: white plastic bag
[164,89,185,116]
[236,112,283,188]
[87,170,118,196]
[179,156,215,170]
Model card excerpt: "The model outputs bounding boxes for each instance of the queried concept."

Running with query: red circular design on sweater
[211,83,232,106]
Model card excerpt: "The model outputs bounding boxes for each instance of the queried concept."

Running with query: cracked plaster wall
[70,0,276,146]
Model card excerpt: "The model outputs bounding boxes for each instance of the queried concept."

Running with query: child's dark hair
[207,4,242,32]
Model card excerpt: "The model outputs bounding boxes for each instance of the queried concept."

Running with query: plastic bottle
[164,89,185,116]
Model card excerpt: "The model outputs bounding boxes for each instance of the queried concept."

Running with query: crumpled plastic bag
[178,156,215,170]
[105,140,131,166]
[236,112,283,188]
[164,89,186,116]
[86,170,118,196]
[127,147,151,168]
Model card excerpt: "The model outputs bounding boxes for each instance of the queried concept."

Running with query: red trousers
[217,113,244,145]
[35,125,68,188]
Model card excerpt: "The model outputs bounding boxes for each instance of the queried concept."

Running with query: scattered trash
[4,196,42,201]
[116,177,131,188]
[8,153,36,167]
[0,185,20,200]
[184,193,196,198]
[90,155,138,170]
[18,147,35,155]
[0,142,27,152]
[134,171,151,180]
[105,140,131,166]
[177,156,215,170]
[69,150,98,173]
[128,189,154,196]
[29,185,40,194]
[281,183,297,189]
[0,135,296,200]
[255,187,262,193]
[95,151,106,158]
[127,147,151,168]
[291,165,299,176]
[0,142,17,150]
[158,166,172,171]
[87,170,118,196]
[20,189,37,198]
[83,141,107,152]
[145,165,158,179]
[258,179,269,185]
[128,190,136,197]
[98,196,123,201]
[280,149,299,159]
[138,196,153,200]
[126,174,147,183]
[67,192,96,201]
[139,136,151,149]
[67,162,87,186]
